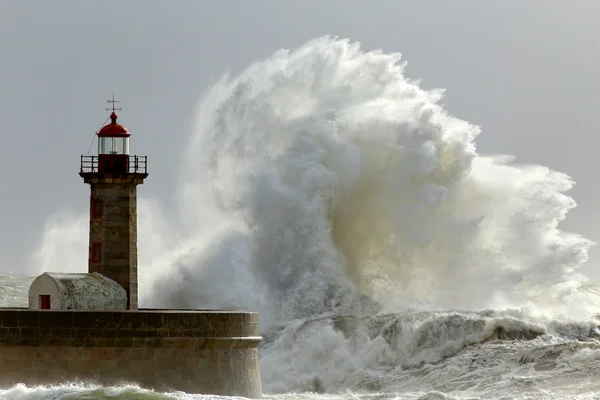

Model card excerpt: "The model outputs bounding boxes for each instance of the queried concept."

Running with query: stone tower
[79,98,147,310]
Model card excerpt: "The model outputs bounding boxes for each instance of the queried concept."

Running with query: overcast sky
[1,1,599,278]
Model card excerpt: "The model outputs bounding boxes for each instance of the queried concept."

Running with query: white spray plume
[30,37,598,326]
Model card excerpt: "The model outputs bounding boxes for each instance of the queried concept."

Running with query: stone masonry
[0,309,262,397]
[82,175,146,310]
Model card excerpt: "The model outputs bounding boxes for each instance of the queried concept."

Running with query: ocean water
[2,37,600,400]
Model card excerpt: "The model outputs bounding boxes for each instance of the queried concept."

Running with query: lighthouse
[8,97,262,397]
[79,97,148,310]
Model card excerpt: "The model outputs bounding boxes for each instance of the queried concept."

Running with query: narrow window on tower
[91,242,102,263]
[91,198,103,219]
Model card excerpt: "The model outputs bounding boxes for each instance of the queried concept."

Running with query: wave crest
[30,36,598,324]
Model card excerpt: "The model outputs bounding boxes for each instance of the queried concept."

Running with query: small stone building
[28,272,127,310]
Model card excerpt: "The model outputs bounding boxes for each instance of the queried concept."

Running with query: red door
[39,295,51,310]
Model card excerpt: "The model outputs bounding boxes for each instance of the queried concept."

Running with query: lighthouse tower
[79,97,148,310]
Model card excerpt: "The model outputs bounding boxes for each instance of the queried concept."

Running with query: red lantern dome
[97,112,130,137]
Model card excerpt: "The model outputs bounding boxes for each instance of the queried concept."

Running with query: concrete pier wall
[0,309,262,398]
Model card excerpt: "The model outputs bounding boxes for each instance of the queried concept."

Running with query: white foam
[19,36,600,397]
[159,36,594,320]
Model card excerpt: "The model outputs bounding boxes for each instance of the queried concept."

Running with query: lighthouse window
[91,242,102,263]
[112,138,124,154]
[98,137,129,155]
[91,198,103,219]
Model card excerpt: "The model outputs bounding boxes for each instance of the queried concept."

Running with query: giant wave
[7,37,600,399]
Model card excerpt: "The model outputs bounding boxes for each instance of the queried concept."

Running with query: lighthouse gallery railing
[80,155,148,174]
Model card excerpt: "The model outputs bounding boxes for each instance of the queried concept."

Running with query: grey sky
[1,1,599,278]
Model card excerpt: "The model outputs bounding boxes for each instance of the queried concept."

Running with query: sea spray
[30,36,597,321]
[22,36,600,396]
[150,36,595,320]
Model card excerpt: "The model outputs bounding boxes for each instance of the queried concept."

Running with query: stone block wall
[83,175,146,310]
[0,309,262,398]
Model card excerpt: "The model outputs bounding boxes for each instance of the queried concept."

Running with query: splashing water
[19,36,600,398]
[31,36,598,321]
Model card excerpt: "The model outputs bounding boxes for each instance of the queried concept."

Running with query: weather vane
[106,93,122,113]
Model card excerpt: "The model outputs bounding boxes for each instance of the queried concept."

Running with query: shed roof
[42,272,123,295]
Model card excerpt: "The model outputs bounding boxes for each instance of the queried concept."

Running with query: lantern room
[97,112,131,174]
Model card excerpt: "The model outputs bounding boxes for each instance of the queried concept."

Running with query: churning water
[2,37,600,400]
